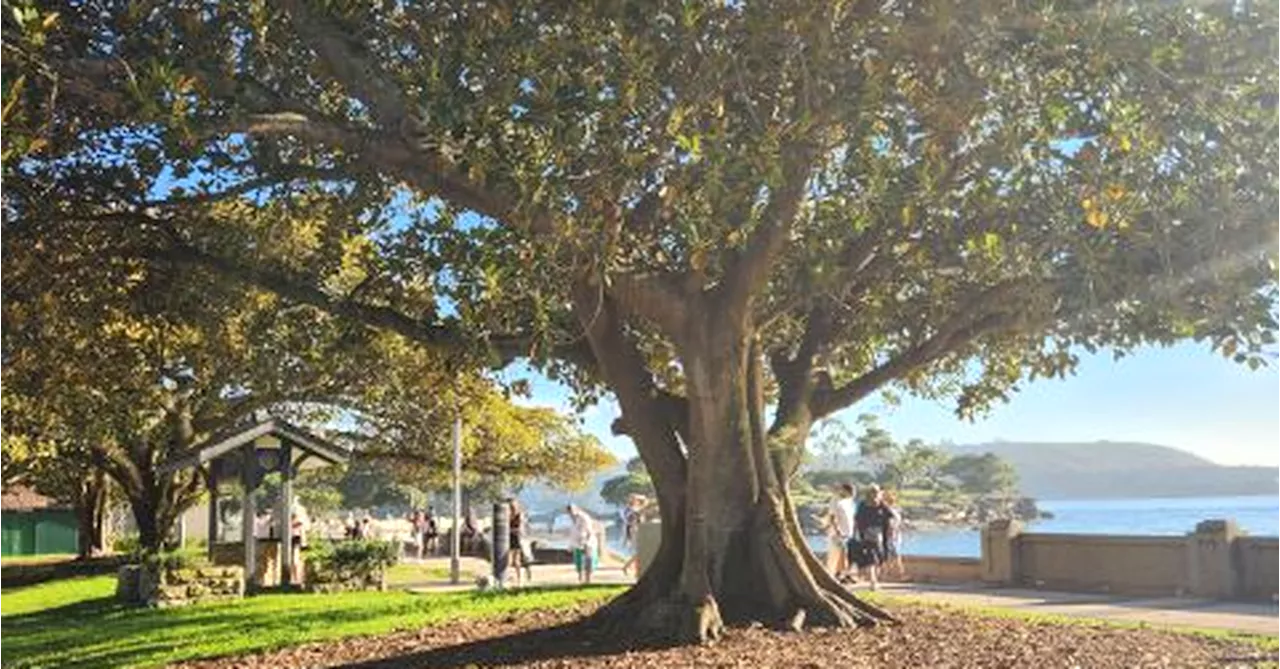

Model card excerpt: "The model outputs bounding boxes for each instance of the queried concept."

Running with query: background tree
[942,453,1019,497]
[855,414,899,481]
[4,0,1276,641]
[600,457,656,508]
[811,417,856,471]
[880,440,949,490]
[2,194,611,549]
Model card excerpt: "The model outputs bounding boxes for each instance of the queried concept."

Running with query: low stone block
[116,565,142,603]
[138,568,162,601]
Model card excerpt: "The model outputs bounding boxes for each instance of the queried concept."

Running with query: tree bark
[74,470,109,559]
[584,298,894,643]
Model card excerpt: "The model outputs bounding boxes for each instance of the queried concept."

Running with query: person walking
[423,507,439,556]
[828,483,857,583]
[289,502,310,585]
[853,484,889,591]
[620,495,647,577]
[507,498,533,586]
[566,504,598,585]
[461,509,478,555]
[881,489,906,580]
[410,511,426,559]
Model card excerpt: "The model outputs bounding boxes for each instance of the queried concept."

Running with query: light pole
[450,412,462,585]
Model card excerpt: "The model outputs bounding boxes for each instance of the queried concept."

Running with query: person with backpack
[852,484,889,591]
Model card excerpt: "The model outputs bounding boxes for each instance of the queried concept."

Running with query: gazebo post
[278,440,294,588]
[206,467,219,562]
[241,444,258,592]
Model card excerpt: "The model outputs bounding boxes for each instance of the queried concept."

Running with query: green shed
[1,486,79,557]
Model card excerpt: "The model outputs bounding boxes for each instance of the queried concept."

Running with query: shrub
[307,539,398,585]
[129,548,206,571]
[112,535,141,555]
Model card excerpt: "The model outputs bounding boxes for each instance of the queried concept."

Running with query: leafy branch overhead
[6,0,1274,425]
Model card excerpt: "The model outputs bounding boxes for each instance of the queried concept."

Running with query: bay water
[803,494,1280,558]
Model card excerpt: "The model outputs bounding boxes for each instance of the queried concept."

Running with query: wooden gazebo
[160,414,350,590]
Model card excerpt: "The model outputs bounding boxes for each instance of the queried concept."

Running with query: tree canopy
[4,0,1275,640]
[2,176,612,549]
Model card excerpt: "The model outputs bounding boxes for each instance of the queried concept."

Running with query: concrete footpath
[402,558,1277,636]
[872,582,1279,637]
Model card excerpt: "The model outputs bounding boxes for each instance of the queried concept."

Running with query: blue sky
[507,341,1279,467]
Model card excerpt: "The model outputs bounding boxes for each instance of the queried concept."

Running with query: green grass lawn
[383,562,478,587]
[1,575,624,669]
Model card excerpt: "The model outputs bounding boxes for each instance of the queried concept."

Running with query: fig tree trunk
[577,288,892,643]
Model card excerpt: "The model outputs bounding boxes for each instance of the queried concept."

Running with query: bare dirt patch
[174,602,1275,669]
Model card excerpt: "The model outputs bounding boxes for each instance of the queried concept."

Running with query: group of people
[408,508,441,557]
[823,483,904,590]
[406,507,485,557]
[343,515,374,541]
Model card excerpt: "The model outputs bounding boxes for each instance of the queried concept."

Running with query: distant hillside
[947,441,1278,500]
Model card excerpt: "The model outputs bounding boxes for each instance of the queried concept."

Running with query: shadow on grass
[1,556,126,589]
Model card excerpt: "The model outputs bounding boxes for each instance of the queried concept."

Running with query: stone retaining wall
[900,556,982,583]
[303,568,386,593]
[635,517,1278,602]
[116,564,245,608]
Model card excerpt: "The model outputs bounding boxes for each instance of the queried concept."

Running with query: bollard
[492,502,510,587]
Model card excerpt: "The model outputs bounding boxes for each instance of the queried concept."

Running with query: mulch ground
[174,602,1276,669]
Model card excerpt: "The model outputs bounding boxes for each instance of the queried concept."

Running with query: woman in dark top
[853,484,888,591]
[507,499,532,586]
[461,510,477,554]
[423,507,439,556]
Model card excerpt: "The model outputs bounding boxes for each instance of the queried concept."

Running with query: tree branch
[609,271,691,336]
[720,145,815,319]
[768,304,835,434]
[233,112,556,237]
[811,310,1015,419]
[146,166,352,208]
[571,280,689,473]
[150,239,470,354]
[274,0,410,130]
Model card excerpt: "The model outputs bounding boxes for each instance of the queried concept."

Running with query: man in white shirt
[827,483,856,581]
[566,505,597,584]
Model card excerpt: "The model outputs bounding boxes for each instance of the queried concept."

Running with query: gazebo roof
[159,416,351,474]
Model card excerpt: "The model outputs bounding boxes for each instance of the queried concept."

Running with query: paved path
[866,582,1278,636]
[399,557,634,594]
[398,559,1277,636]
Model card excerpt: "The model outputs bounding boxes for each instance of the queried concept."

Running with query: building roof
[0,485,66,511]
[158,415,352,475]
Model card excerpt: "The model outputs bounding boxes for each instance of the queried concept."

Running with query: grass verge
[1,575,623,669]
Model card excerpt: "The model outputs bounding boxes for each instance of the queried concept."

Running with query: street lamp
[450,412,463,585]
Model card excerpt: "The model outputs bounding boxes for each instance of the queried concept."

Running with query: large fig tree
[5,0,1276,641]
